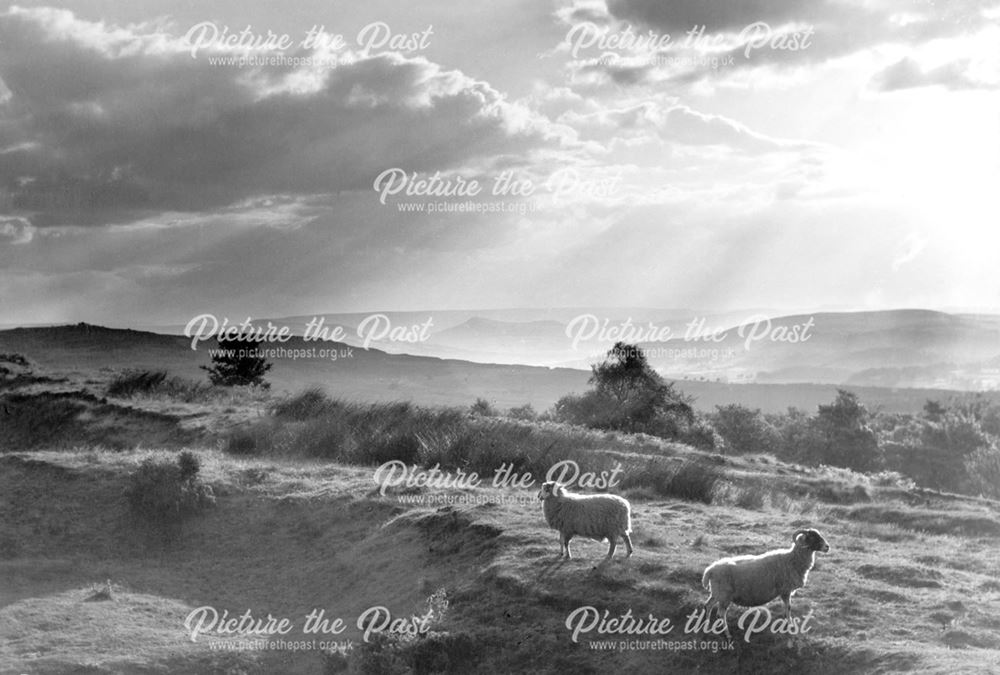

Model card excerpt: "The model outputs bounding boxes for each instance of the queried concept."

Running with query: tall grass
[225,388,723,500]
[106,369,230,403]
[107,370,168,397]
[619,458,725,504]
[0,392,87,450]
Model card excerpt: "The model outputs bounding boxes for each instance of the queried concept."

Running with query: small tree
[810,390,880,471]
[201,338,272,388]
[589,341,693,433]
[555,342,695,438]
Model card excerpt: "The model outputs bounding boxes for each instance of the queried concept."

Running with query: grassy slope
[3,357,1000,674]
[2,443,1000,674]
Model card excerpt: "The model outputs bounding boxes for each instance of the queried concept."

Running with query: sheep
[701,528,830,637]
[537,480,633,562]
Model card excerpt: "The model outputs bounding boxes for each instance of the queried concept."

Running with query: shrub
[177,450,201,481]
[201,338,272,388]
[677,419,720,451]
[710,404,781,455]
[506,403,537,421]
[344,589,450,675]
[470,398,497,417]
[124,453,214,523]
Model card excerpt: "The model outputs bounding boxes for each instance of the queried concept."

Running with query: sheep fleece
[543,493,632,541]
[702,550,812,606]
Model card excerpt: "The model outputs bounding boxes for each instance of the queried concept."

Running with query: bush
[343,589,450,675]
[551,343,700,445]
[711,404,781,455]
[470,398,496,417]
[124,452,214,523]
[201,338,272,388]
[506,403,537,421]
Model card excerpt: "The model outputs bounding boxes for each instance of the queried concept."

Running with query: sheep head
[792,528,830,553]
[537,481,566,501]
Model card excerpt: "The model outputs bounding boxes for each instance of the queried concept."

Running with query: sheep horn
[792,529,809,541]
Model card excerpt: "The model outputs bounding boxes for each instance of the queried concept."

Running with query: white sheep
[701,528,830,637]
[537,481,633,562]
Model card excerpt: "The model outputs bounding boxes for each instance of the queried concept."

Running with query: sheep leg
[606,536,618,560]
[702,597,716,628]
[622,533,633,557]
[563,533,573,559]
[781,594,792,619]
[704,595,729,637]
[719,603,732,639]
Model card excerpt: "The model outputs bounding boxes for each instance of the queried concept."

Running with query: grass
[4,372,1000,673]
[620,458,725,504]
[3,443,1000,674]
[225,388,740,503]
[0,389,197,451]
[106,368,231,404]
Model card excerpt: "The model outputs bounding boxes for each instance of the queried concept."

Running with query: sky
[0,0,998,325]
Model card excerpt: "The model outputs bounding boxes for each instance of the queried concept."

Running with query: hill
[3,323,999,415]
[3,356,1000,673]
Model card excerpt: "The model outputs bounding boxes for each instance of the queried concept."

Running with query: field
[2,356,1000,675]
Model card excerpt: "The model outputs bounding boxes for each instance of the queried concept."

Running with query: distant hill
[3,322,999,414]
[133,307,1000,390]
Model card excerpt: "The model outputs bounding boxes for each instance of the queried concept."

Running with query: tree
[555,342,695,437]
[810,390,880,471]
[201,338,272,388]
[711,404,781,455]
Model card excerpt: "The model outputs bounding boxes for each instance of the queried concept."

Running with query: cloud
[0,6,564,226]
[559,101,819,153]
[605,0,845,32]
[872,55,998,91]
[552,0,999,90]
